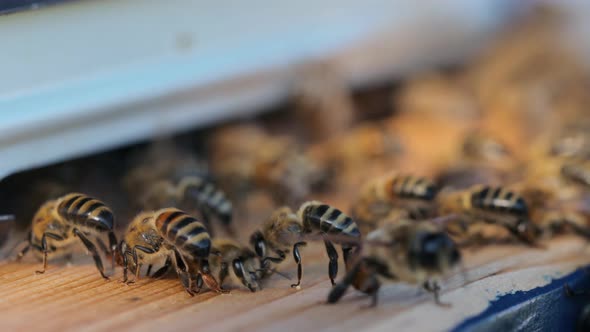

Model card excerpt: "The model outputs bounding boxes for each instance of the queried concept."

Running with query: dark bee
[437,185,539,245]
[327,219,461,307]
[139,176,233,236]
[353,172,439,232]
[16,193,117,279]
[209,238,262,292]
[250,201,361,288]
[117,208,225,295]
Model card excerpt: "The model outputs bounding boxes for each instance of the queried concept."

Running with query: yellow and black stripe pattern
[387,175,438,201]
[299,201,360,238]
[57,193,114,231]
[469,186,528,216]
[181,176,233,226]
[155,208,211,259]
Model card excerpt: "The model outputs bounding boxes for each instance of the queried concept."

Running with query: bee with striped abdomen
[353,172,439,232]
[117,208,225,295]
[209,238,262,292]
[250,201,361,288]
[16,193,117,279]
[327,219,461,307]
[437,185,539,246]
[139,176,233,236]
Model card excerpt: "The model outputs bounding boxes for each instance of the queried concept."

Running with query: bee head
[410,231,460,272]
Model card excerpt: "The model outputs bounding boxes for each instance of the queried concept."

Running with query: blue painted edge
[452,267,590,332]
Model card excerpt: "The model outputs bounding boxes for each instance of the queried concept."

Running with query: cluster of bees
[4,8,590,314]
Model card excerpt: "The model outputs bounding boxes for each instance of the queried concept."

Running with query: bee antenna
[255,268,291,280]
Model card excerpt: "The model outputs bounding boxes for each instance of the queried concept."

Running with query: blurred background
[0,1,588,234]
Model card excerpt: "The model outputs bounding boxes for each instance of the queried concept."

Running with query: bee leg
[201,259,229,293]
[129,245,158,281]
[172,250,195,296]
[35,232,64,274]
[178,270,195,296]
[219,262,229,286]
[120,242,130,283]
[16,243,30,261]
[341,247,356,268]
[108,231,118,272]
[359,276,382,309]
[94,236,113,273]
[327,259,364,304]
[290,242,307,288]
[15,230,32,261]
[232,259,255,292]
[323,239,339,285]
[73,229,109,280]
[146,265,153,277]
[423,280,450,307]
[150,256,172,279]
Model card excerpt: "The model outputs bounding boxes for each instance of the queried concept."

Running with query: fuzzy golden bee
[437,185,539,245]
[139,176,233,236]
[16,193,117,279]
[250,201,361,288]
[327,219,461,307]
[209,238,262,292]
[353,172,439,232]
[117,208,224,295]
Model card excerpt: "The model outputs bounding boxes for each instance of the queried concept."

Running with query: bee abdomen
[57,193,114,231]
[470,186,528,215]
[181,177,233,225]
[156,208,211,258]
[391,175,438,201]
[301,203,361,238]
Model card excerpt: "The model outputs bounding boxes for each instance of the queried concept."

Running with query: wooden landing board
[0,236,587,332]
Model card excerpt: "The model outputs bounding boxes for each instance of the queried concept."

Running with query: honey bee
[117,208,224,295]
[437,185,539,245]
[139,176,233,236]
[16,193,117,279]
[209,238,262,292]
[250,201,361,288]
[327,219,461,307]
[352,172,439,232]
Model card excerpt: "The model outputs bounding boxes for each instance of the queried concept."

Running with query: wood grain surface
[0,236,587,332]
